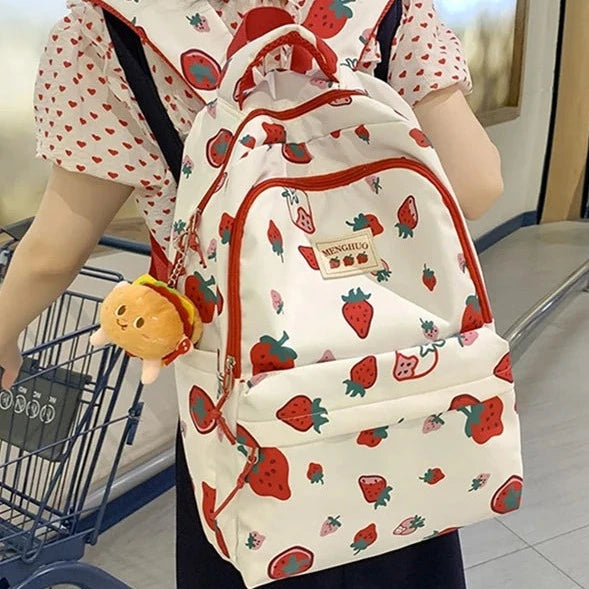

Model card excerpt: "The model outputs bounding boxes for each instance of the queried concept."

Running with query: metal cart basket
[0,225,144,589]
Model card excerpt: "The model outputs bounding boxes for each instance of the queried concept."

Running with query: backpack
[104,2,523,587]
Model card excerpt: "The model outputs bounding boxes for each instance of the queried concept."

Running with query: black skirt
[176,432,467,589]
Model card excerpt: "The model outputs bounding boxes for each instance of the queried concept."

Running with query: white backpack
[102,2,523,586]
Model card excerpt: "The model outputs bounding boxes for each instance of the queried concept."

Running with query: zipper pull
[222,356,236,397]
[187,208,207,268]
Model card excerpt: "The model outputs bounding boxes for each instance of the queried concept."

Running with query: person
[0,1,504,587]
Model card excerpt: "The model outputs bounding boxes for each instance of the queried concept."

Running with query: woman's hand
[0,340,22,390]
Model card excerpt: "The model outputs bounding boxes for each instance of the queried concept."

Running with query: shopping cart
[0,224,146,589]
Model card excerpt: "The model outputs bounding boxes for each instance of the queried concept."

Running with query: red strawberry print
[392,353,419,381]
[493,353,514,383]
[420,468,445,485]
[206,128,233,168]
[394,515,426,536]
[341,288,374,339]
[307,462,325,485]
[268,546,314,580]
[365,175,382,194]
[359,476,392,509]
[282,142,313,164]
[189,386,217,434]
[184,272,217,323]
[187,12,210,32]
[357,426,389,448]
[422,265,437,291]
[218,213,234,244]
[491,475,523,514]
[276,396,329,434]
[318,350,336,363]
[450,395,504,444]
[350,523,377,555]
[357,252,369,265]
[343,356,377,397]
[372,259,392,282]
[246,531,266,550]
[267,220,284,262]
[294,207,315,234]
[270,290,285,315]
[396,196,418,238]
[240,134,256,149]
[298,246,320,270]
[457,330,479,347]
[346,213,384,236]
[409,128,432,148]
[181,49,221,90]
[262,122,287,145]
[469,473,491,492]
[235,424,260,456]
[201,482,217,530]
[422,414,445,434]
[250,331,298,375]
[329,257,341,269]
[461,295,484,332]
[343,254,355,267]
[303,0,356,39]
[247,447,291,501]
[354,124,370,143]
[320,516,342,537]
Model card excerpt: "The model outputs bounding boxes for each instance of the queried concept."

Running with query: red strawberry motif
[240,134,256,149]
[303,0,356,39]
[342,288,374,339]
[267,220,284,262]
[493,353,514,383]
[354,124,370,143]
[329,257,341,269]
[186,12,210,32]
[268,546,314,580]
[461,295,484,332]
[250,331,298,375]
[409,128,432,148]
[247,447,291,501]
[422,265,437,291]
[282,142,313,164]
[181,49,221,90]
[276,396,329,433]
[201,482,217,530]
[396,196,418,238]
[358,476,392,509]
[343,356,377,397]
[469,473,491,492]
[294,207,315,234]
[206,128,233,168]
[262,122,287,145]
[350,523,377,555]
[184,272,217,323]
[420,468,445,485]
[343,255,355,267]
[189,386,217,434]
[357,426,389,448]
[450,395,504,444]
[346,213,384,236]
[491,475,523,514]
[307,462,325,484]
[422,414,445,434]
[357,252,369,264]
[218,213,234,244]
[298,246,320,270]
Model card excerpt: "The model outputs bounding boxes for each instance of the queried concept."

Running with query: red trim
[88,0,206,106]
[226,158,493,377]
[355,0,397,71]
[148,234,171,282]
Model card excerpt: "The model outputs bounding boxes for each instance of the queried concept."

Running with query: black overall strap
[105,11,184,184]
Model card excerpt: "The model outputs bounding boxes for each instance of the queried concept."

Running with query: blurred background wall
[0,0,563,240]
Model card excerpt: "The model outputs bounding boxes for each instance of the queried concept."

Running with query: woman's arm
[0,165,133,387]
[413,85,504,220]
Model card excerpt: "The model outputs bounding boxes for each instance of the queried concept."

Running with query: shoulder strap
[105,11,183,184]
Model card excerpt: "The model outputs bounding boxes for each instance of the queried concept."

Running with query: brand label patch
[312,229,383,279]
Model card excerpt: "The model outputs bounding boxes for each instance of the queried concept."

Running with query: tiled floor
[80,222,588,588]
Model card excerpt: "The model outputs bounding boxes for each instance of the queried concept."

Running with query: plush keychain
[90,274,203,385]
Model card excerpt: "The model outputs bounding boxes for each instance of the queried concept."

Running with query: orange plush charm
[90,275,203,384]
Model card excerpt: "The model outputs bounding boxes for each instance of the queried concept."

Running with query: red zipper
[195,89,362,216]
[225,158,493,378]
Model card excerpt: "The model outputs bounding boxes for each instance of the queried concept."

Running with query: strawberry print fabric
[34,0,471,257]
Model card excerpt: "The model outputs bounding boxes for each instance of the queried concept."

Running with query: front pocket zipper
[225,158,493,379]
